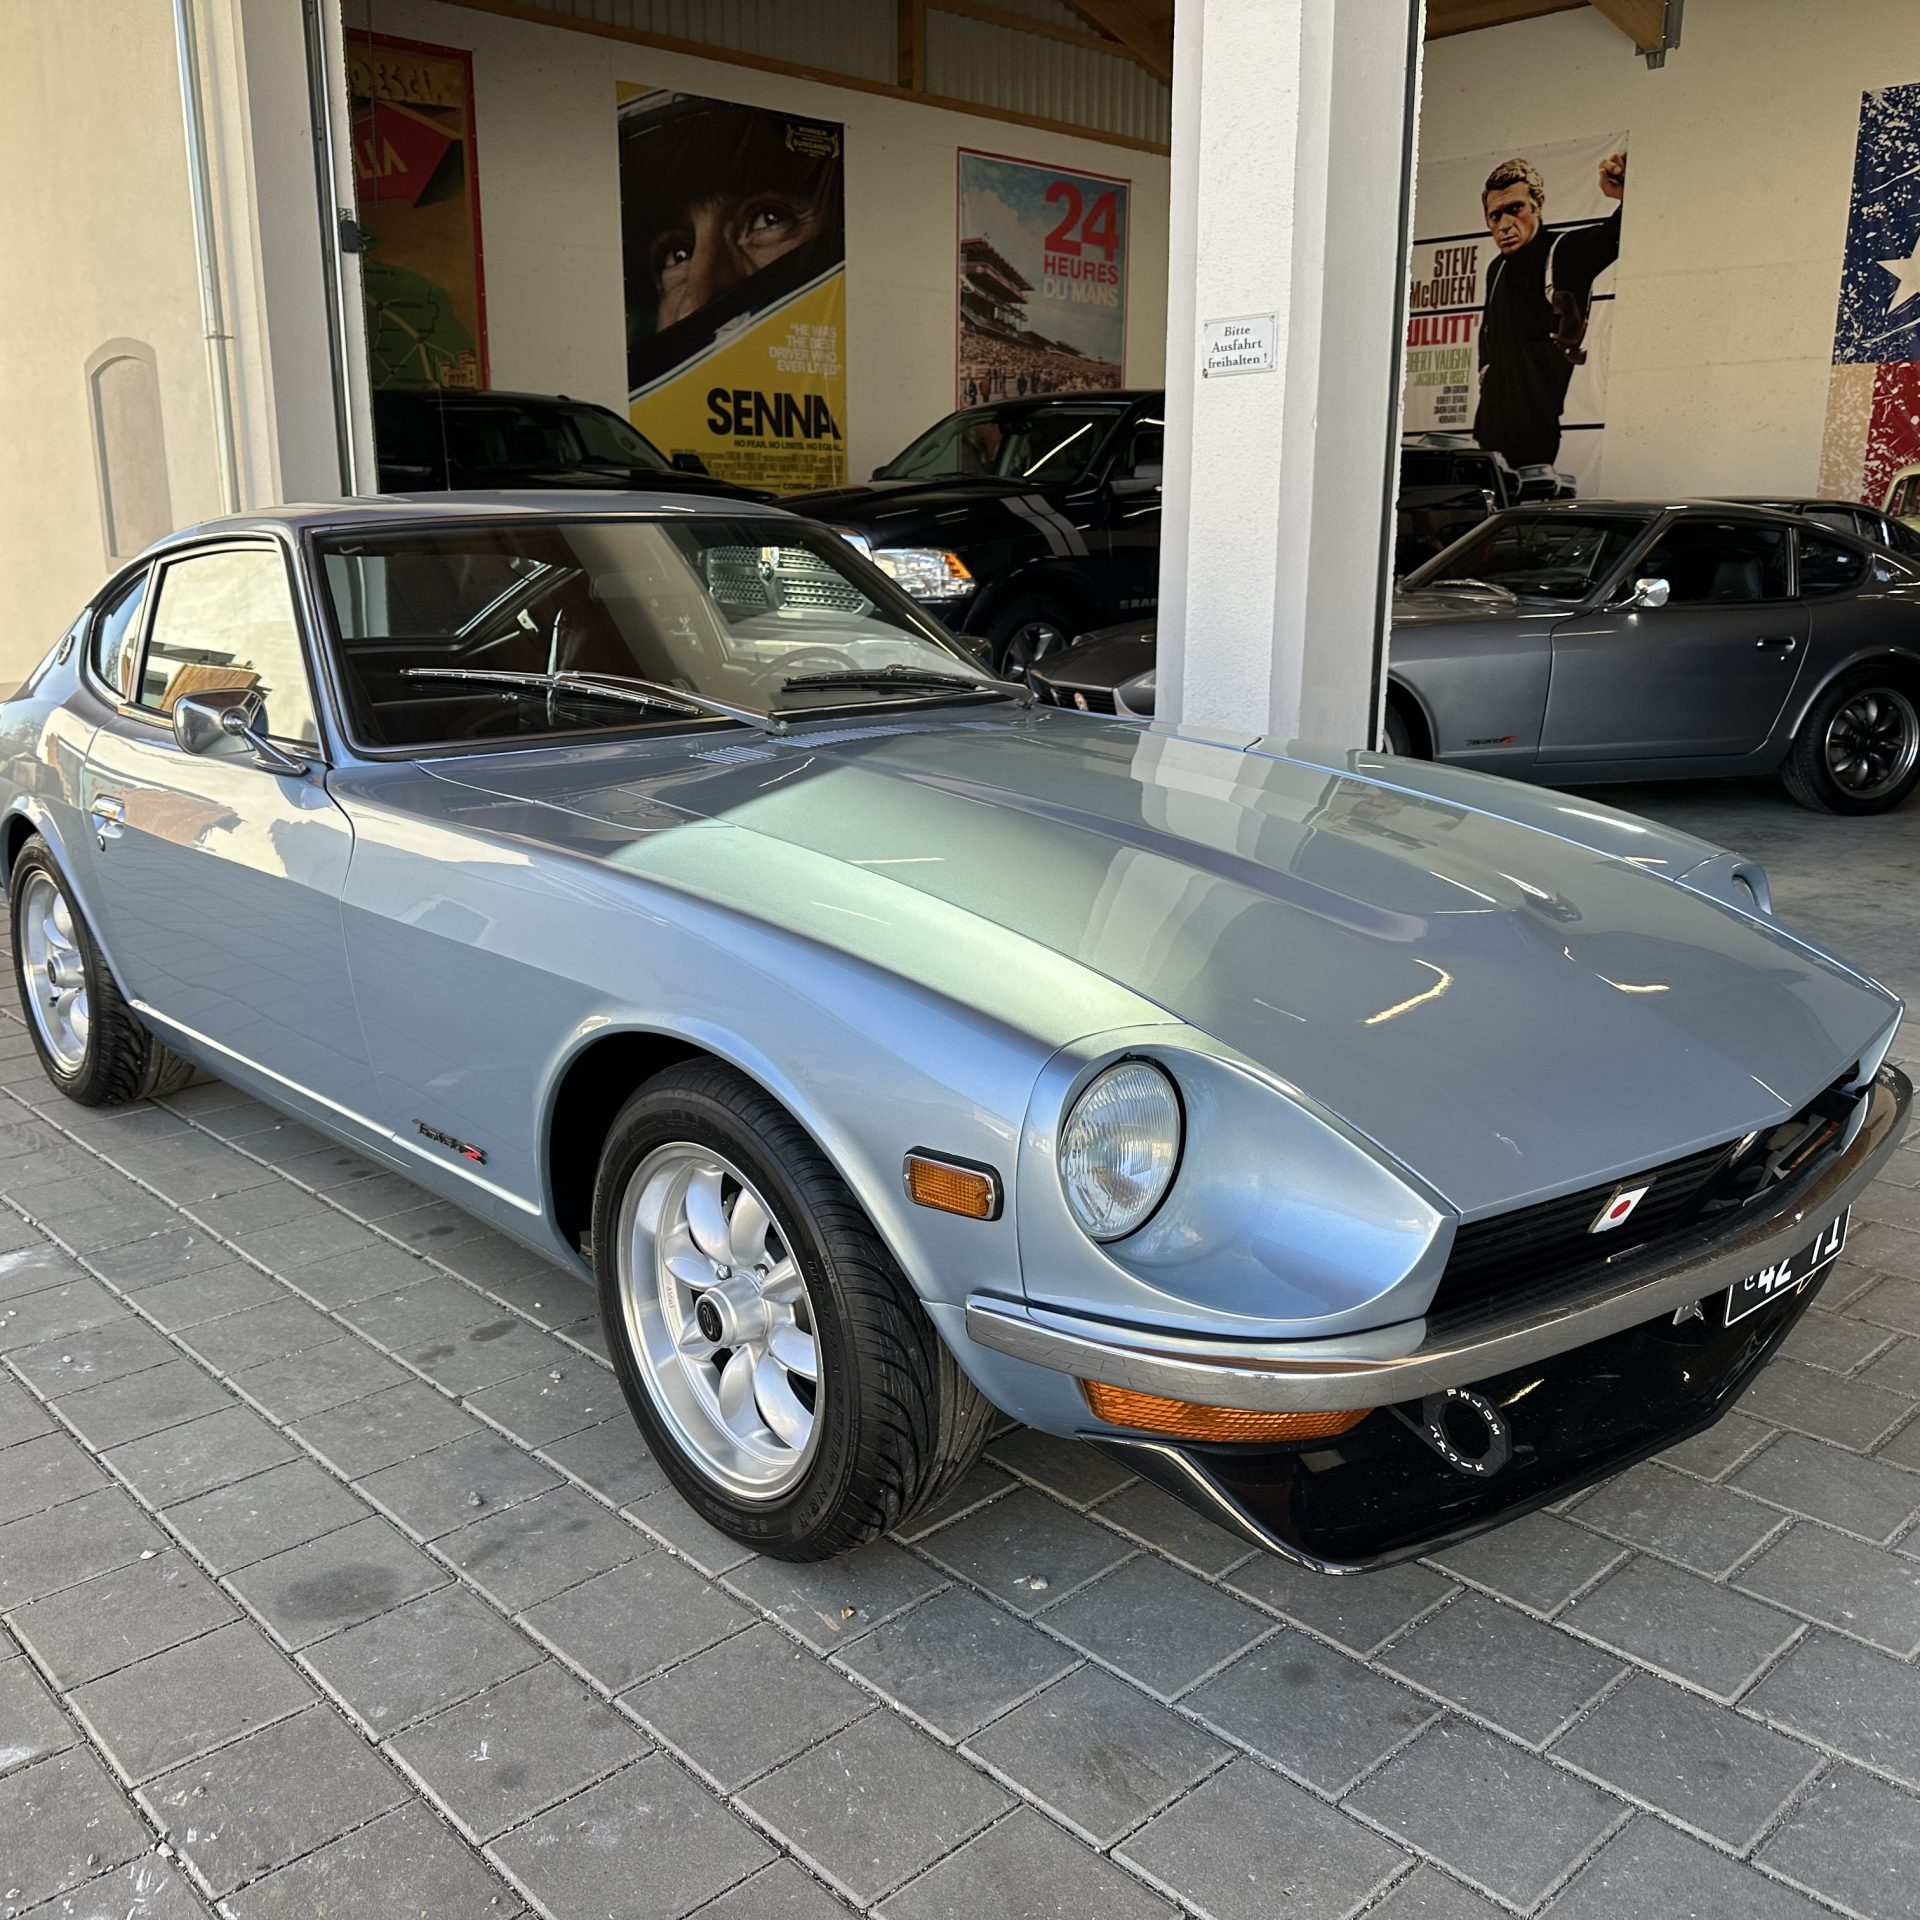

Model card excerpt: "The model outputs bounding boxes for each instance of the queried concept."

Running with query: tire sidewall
[591,1079,867,1553]
[1795,672,1920,815]
[9,842,97,1098]
[985,595,1070,680]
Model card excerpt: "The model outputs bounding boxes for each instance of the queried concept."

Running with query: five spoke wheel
[617,1143,820,1499]
[18,869,90,1073]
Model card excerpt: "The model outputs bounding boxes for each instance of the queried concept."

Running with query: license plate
[1724,1210,1849,1326]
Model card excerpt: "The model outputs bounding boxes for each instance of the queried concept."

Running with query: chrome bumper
[966,1065,1911,1414]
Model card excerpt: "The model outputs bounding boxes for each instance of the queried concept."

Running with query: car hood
[784,476,1047,531]
[1040,622,1157,691]
[425,711,1899,1216]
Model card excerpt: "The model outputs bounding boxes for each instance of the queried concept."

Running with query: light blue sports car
[3,494,1908,1568]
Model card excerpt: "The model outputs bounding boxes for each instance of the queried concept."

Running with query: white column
[1156,0,1422,747]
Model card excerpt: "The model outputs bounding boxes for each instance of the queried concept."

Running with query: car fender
[1781,642,1920,740]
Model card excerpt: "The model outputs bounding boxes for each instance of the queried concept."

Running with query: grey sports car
[2,494,1909,1570]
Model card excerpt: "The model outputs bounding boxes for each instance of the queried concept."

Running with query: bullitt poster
[348,34,488,390]
[957,150,1129,409]
[1820,82,1920,506]
[1402,130,1628,494]
[616,85,847,490]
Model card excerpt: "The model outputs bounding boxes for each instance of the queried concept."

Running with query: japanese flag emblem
[1590,1183,1653,1234]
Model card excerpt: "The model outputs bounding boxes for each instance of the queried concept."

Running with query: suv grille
[1428,1070,1860,1327]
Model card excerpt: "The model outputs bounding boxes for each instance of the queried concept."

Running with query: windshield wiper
[780,665,1024,702]
[400,667,783,733]
[1427,577,1518,600]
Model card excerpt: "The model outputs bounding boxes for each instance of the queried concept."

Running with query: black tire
[592,1060,990,1559]
[983,595,1074,681]
[8,837,197,1106]
[1780,669,1920,815]
[1381,700,1418,758]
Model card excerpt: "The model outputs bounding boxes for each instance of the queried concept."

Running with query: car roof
[141,492,800,549]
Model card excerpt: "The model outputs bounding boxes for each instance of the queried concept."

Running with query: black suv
[373,390,769,503]
[786,392,1164,677]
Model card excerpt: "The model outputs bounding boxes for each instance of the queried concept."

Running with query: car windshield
[1402,511,1645,601]
[316,516,999,750]
[428,401,674,475]
[877,403,1122,484]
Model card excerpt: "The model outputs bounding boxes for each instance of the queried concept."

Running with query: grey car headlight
[870,547,975,599]
[1058,1060,1183,1241]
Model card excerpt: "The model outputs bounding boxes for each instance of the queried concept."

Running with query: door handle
[90,796,125,847]
[1755,634,1799,651]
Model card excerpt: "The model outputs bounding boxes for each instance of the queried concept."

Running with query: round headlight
[1058,1060,1183,1242]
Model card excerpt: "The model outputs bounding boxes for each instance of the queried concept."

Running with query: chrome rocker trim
[967,1065,1912,1413]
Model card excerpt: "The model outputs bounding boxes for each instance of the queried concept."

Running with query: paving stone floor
[2,779,1919,1919]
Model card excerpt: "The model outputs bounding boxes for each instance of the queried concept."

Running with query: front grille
[1428,1071,1860,1326]
[1032,676,1115,713]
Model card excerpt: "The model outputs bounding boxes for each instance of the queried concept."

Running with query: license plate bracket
[1724,1209,1849,1327]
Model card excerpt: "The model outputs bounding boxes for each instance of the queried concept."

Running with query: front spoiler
[965,1065,1910,1413]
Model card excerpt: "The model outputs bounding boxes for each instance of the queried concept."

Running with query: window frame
[1612,512,1798,610]
[1793,524,1871,600]
[79,560,157,709]
[115,535,331,759]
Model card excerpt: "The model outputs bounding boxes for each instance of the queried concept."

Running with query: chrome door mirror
[1623,576,1671,610]
[171,689,308,776]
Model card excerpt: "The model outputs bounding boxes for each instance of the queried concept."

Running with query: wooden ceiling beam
[1588,0,1671,52]
[1059,0,1173,83]
[1423,0,1586,38]
[932,0,1129,62]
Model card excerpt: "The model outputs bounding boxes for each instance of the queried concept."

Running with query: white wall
[1419,0,1920,499]
[364,0,1171,476]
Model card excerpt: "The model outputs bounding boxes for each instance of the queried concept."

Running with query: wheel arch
[967,560,1104,642]
[1384,674,1437,759]
[1784,646,1920,741]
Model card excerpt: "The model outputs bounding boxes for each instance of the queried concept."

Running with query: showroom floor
[2,782,1918,1920]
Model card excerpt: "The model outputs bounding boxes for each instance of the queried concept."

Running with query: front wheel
[1781,674,1920,814]
[984,596,1073,682]
[593,1061,989,1559]
[9,838,195,1106]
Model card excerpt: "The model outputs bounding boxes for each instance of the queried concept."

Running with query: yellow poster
[617,84,848,490]
[348,34,488,391]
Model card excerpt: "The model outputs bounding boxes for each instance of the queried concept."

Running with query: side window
[1799,531,1867,597]
[90,572,149,701]
[1891,474,1918,518]
[139,547,318,746]
[1111,416,1164,481]
[1634,521,1790,605]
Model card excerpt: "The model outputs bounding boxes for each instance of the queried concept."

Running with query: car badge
[1590,1182,1652,1233]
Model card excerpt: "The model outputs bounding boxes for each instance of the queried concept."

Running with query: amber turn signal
[903,1152,1001,1220]
[1081,1380,1371,1444]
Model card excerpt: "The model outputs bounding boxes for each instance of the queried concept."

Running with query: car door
[76,539,379,1122]
[1538,516,1810,762]
[1088,407,1164,620]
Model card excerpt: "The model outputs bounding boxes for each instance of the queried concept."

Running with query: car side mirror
[670,453,710,475]
[1623,576,1670,610]
[172,689,308,776]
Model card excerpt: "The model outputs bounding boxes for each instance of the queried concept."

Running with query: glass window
[317,516,995,751]
[1891,475,1919,518]
[1401,511,1644,602]
[1634,521,1789,604]
[1799,531,1867,597]
[878,403,1122,483]
[1112,415,1164,480]
[90,572,149,700]
[138,546,318,745]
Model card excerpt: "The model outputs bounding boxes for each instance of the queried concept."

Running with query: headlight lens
[1058,1060,1182,1241]
[870,547,974,599]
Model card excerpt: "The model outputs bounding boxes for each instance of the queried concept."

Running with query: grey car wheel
[1783,675,1920,815]
[17,868,89,1074]
[592,1060,991,1558]
[985,596,1072,682]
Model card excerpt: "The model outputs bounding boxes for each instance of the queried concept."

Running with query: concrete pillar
[1156,0,1423,747]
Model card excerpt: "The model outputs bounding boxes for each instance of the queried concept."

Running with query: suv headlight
[870,547,974,599]
[1058,1060,1183,1241]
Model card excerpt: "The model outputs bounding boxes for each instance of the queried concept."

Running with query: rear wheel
[593,1060,990,1559]
[9,838,195,1106]
[1781,673,1920,814]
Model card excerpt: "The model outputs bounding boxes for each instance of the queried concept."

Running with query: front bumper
[964,1064,1911,1571]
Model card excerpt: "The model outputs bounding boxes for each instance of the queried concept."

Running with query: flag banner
[1403,132,1628,495]
[957,150,1130,409]
[1820,83,1920,507]
[618,85,847,491]
[348,34,488,391]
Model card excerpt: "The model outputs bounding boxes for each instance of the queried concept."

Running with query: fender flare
[0,797,135,988]
[1782,645,1920,741]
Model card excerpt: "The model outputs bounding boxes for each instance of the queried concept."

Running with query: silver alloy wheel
[1824,687,1920,799]
[616,1143,821,1500]
[1004,620,1065,682]
[18,870,90,1074]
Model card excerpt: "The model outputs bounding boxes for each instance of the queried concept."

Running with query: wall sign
[956,150,1130,409]
[347,32,488,391]
[1201,314,1275,378]
[617,84,848,490]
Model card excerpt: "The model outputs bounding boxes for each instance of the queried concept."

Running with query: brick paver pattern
[3,819,1920,1920]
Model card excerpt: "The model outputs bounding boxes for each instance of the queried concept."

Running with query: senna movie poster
[1402,131,1628,495]
[348,33,488,391]
[617,86,847,490]
[956,150,1129,409]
